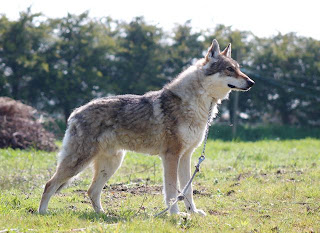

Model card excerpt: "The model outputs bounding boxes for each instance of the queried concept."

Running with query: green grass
[1,139,319,232]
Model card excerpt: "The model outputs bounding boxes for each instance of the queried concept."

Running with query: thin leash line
[154,100,214,217]
[201,102,213,157]
[170,184,193,209]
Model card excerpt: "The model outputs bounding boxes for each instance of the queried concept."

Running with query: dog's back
[65,88,183,155]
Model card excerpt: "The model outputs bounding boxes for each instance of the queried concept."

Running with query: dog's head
[200,39,254,98]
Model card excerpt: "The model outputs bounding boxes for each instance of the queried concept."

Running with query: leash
[155,101,214,217]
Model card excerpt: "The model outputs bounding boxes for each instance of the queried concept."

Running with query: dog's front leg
[161,153,180,214]
[178,150,206,216]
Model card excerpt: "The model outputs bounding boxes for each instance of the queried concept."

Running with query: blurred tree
[112,17,167,94]
[0,9,319,127]
[164,20,205,79]
[249,33,320,125]
[0,8,51,105]
[0,16,10,97]
[42,12,116,121]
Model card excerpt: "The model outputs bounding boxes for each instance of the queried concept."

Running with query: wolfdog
[39,39,254,216]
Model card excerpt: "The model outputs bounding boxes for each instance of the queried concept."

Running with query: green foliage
[0,139,319,232]
[245,33,320,125]
[0,8,52,104]
[112,17,167,94]
[164,20,205,79]
[0,9,319,127]
[40,12,117,120]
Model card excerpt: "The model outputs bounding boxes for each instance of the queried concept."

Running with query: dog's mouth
[228,84,250,91]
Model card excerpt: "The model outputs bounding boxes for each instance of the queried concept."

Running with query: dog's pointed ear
[221,43,232,58]
[205,39,220,61]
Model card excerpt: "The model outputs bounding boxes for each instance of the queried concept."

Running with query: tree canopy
[0,9,319,126]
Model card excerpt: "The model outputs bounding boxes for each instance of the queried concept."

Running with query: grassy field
[0,139,319,232]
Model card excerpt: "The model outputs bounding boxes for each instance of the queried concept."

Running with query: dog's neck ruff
[165,64,227,123]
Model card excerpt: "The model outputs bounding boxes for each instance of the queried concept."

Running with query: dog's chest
[178,121,206,147]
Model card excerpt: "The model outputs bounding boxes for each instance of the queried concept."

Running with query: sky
[1,0,320,40]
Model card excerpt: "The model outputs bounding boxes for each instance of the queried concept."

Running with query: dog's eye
[227,67,235,72]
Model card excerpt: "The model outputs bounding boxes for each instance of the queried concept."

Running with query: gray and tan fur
[39,39,254,215]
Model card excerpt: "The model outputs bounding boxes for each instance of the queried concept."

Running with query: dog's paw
[191,209,207,216]
[169,210,190,218]
[38,207,47,214]
[177,212,190,218]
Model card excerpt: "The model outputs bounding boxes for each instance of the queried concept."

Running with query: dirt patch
[235,172,251,181]
[208,209,228,216]
[276,169,285,174]
[226,190,235,196]
[192,189,212,197]
[105,183,162,196]
[230,182,240,187]
[72,183,163,204]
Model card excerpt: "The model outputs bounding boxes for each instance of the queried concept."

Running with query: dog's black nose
[247,80,255,87]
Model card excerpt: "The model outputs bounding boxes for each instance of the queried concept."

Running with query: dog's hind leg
[38,149,95,214]
[88,150,125,213]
